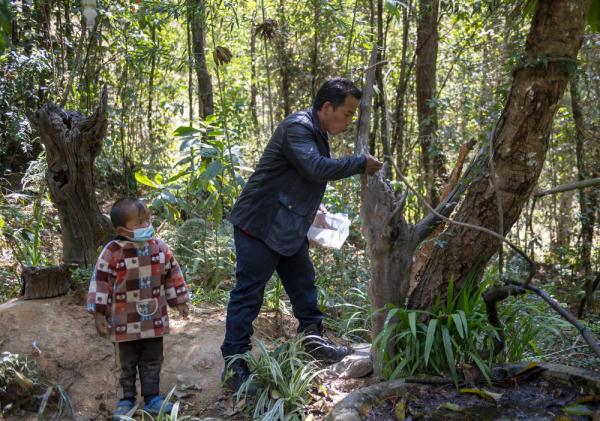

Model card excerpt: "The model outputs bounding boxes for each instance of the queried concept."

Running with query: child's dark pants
[117,337,163,401]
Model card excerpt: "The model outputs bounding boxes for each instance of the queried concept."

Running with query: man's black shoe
[300,323,353,364]
[221,358,259,395]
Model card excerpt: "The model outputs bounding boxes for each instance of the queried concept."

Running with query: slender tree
[189,0,214,118]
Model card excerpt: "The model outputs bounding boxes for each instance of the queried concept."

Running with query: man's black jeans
[117,337,163,401]
[221,227,324,358]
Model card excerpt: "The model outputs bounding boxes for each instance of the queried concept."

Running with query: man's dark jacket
[229,108,367,256]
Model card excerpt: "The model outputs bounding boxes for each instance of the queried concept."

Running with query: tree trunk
[189,0,214,119]
[28,86,114,266]
[357,49,466,373]
[147,24,157,144]
[276,0,291,117]
[571,73,599,318]
[250,11,259,131]
[416,0,446,206]
[409,0,590,311]
[391,1,413,175]
[311,0,320,97]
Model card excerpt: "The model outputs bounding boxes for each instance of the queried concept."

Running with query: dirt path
[0,291,299,420]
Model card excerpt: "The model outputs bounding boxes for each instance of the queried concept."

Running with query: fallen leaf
[394,398,406,420]
[440,402,464,412]
[562,404,594,416]
[225,396,246,416]
[13,370,34,393]
[459,388,503,403]
[318,384,329,397]
[576,395,600,404]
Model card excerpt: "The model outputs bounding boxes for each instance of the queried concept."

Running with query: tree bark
[147,24,157,144]
[22,265,71,300]
[276,0,292,117]
[416,0,446,206]
[357,50,467,372]
[28,86,114,266]
[189,0,214,119]
[409,0,591,311]
[391,1,413,175]
[250,11,259,131]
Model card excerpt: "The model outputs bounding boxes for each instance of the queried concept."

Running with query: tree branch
[508,281,600,359]
[534,177,600,197]
[482,285,526,356]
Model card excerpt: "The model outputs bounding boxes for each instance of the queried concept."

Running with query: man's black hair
[110,198,149,229]
[313,78,362,111]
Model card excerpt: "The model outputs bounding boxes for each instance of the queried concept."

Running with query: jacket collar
[310,107,328,140]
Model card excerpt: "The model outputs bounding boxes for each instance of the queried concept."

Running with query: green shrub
[227,338,321,421]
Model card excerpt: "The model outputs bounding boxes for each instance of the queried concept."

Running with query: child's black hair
[110,198,150,229]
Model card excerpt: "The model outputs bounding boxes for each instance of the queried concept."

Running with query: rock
[330,343,373,379]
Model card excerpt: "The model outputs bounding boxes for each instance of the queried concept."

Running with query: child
[87,198,190,419]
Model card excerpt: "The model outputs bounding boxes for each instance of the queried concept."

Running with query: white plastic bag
[308,210,351,249]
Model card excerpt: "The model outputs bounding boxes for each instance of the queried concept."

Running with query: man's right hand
[94,313,110,337]
[365,154,383,175]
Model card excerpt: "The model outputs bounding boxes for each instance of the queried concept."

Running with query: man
[221,78,383,390]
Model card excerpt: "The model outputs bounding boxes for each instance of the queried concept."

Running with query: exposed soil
[0,291,371,420]
[366,376,600,421]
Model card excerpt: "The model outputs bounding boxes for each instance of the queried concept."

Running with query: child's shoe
[112,398,136,420]
[143,395,173,415]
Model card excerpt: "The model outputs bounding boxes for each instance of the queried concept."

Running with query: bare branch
[509,281,600,359]
[534,177,600,197]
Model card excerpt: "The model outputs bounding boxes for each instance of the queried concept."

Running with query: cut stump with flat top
[21,265,71,300]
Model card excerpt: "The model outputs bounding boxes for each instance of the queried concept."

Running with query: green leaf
[165,170,189,184]
[588,0,600,32]
[408,311,417,338]
[452,313,465,339]
[458,310,468,337]
[204,114,218,125]
[424,319,437,367]
[441,325,457,383]
[173,125,201,136]
[201,160,223,182]
[134,171,160,188]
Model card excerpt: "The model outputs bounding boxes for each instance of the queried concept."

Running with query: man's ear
[115,227,127,236]
[321,101,333,114]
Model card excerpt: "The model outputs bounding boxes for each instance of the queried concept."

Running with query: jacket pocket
[277,191,310,216]
[268,192,309,243]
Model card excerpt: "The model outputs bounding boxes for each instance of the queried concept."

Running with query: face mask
[124,225,154,242]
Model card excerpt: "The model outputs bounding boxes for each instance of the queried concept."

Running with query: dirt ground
[0,291,371,420]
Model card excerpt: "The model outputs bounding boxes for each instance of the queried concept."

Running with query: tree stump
[21,265,71,300]
[27,86,114,266]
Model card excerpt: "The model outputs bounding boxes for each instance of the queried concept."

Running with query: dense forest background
[0,0,599,417]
